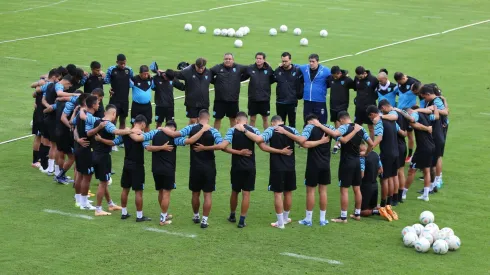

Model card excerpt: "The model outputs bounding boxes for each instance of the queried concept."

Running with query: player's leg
[191,191,201,223]
[261,115,269,130]
[332,186,349,223]
[134,168,150,222]
[228,190,239,223]
[276,103,287,125]
[74,170,82,207]
[283,191,292,224]
[120,188,131,219]
[249,115,257,127]
[238,191,250,228]
[95,179,111,216]
[406,130,414,162]
[417,167,431,202]
[270,172,285,229]
[318,184,328,225]
[299,169,316,226]
[398,167,406,201]
[248,100,257,127]
[187,107,198,125]
[289,104,297,129]
[392,174,400,206]
[202,192,212,228]
[228,102,238,128]
[80,174,94,210]
[32,135,41,167]
[159,189,172,225]
[155,106,163,128]
[350,186,362,221]
[213,101,224,130]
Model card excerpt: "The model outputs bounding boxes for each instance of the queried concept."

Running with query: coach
[297,54,331,124]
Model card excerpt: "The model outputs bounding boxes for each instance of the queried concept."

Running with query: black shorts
[131,102,152,125]
[121,167,145,191]
[155,106,174,123]
[269,170,297,192]
[276,103,297,128]
[338,157,362,187]
[189,168,216,192]
[75,147,93,175]
[303,101,327,124]
[398,143,407,169]
[248,101,270,117]
[214,101,239,119]
[153,173,176,191]
[354,107,373,125]
[410,149,434,170]
[32,110,43,136]
[432,141,445,166]
[361,185,378,210]
[56,128,74,155]
[380,154,398,179]
[186,106,208,119]
[43,117,56,141]
[230,169,256,192]
[93,153,112,182]
[330,108,347,123]
[109,100,129,118]
[304,167,331,187]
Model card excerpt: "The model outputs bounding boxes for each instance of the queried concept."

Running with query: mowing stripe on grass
[441,19,490,34]
[144,227,197,238]
[480,113,490,116]
[4,57,38,62]
[209,0,268,11]
[43,209,94,220]
[280,252,342,265]
[0,0,69,15]
[355,32,441,55]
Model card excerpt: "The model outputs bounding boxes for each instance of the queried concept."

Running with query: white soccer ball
[300,38,309,46]
[221,28,228,37]
[425,222,439,232]
[227,28,235,37]
[269,28,277,36]
[421,231,434,245]
[320,29,328,37]
[198,26,206,34]
[403,232,418,247]
[235,30,244,38]
[423,227,438,240]
[213,28,221,36]
[108,177,112,186]
[414,237,431,253]
[279,25,288,32]
[243,26,250,35]
[293,28,302,36]
[432,239,449,255]
[419,211,434,225]
[412,224,424,236]
[440,227,455,238]
[446,235,461,251]
[401,226,416,238]
[234,39,243,48]
[184,23,192,31]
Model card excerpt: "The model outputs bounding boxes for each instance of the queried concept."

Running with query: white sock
[194,213,200,218]
[55,165,60,176]
[107,200,115,206]
[340,210,347,218]
[96,206,102,212]
[354,209,361,215]
[283,211,290,221]
[161,212,167,222]
[276,213,284,226]
[136,211,143,219]
[122,207,128,215]
[75,194,81,204]
[305,210,313,222]
[403,188,408,196]
[429,182,435,191]
[202,216,208,224]
[423,187,430,197]
[48,159,55,171]
[320,210,326,222]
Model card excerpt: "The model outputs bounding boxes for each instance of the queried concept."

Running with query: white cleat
[112,146,118,152]
[283,218,292,225]
[80,203,96,210]
[270,221,285,229]
[417,195,429,202]
[402,194,407,200]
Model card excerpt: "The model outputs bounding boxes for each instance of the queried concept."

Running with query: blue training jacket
[298,64,331,102]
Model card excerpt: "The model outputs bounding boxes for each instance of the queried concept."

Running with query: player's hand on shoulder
[235,124,245,132]
[131,128,143,135]
[202,124,211,132]
[274,126,286,134]
[354,124,363,132]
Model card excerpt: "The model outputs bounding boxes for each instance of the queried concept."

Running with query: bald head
[377,72,388,85]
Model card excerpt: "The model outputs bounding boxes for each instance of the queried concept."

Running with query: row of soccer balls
[184,24,327,38]
[232,38,308,48]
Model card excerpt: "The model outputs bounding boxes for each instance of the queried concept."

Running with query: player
[395,107,408,203]
[331,111,374,223]
[151,66,185,128]
[376,72,397,107]
[130,65,153,132]
[359,141,383,217]
[353,66,379,140]
[83,61,105,94]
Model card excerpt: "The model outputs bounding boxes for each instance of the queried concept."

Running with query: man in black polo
[83,61,105,94]
[353,66,378,140]
[151,68,185,128]
[105,54,134,130]
[210,53,247,130]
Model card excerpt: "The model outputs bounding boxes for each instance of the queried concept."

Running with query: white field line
[0,28,91,45]
[0,0,68,15]
[144,227,197,238]
[4,56,37,62]
[0,134,34,145]
[43,209,94,220]
[354,32,441,55]
[319,55,353,63]
[441,19,490,34]
[280,252,342,265]
[209,0,267,11]
[96,10,206,29]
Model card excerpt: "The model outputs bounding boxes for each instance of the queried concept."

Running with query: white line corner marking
[280,252,342,265]
[43,209,94,220]
[144,227,197,238]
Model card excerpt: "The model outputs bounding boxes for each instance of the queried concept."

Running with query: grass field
[1,0,490,274]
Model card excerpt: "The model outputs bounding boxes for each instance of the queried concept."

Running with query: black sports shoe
[136,216,152,222]
[227,216,236,223]
[418,176,424,181]
[417,189,424,194]
[192,217,200,224]
[200,222,208,229]
[237,223,246,228]
[433,186,438,193]
[121,214,131,220]
[332,146,339,154]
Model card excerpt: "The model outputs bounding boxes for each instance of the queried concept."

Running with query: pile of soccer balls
[184,24,249,48]
[268,25,329,47]
[401,211,461,254]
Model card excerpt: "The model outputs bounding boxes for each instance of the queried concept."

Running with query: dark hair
[270,115,283,123]
[77,93,90,106]
[165,120,177,129]
[90,61,101,69]
[236,111,248,119]
[117,54,126,62]
[305,113,319,122]
[134,114,147,124]
[425,83,442,96]
[66,64,77,76]
[198,109,210,118]
[91,88,104,97]
[48,68,61,79]
[355,66,366,75]
[281,52,291,59]
[360,140,367,146]
[419,85,435,95]
[412,81,422,93]
[139,65,149,73]
[255,52,266,59]
[71,68,84,84]
[62,75,73,82]
[394,72,404,81]
[366,105,379,115]
[410,105,419,110]
[195,57,207,68]
[379,68,388,75]
[105,104,117,111]
[177,61,190,70]
[308,54,319,61]
[164,69,175,79]
[57,66,68,77]
[337,111,350,120]
[331,66,341,74]
[86,95,99,109]
[378,99,391,109]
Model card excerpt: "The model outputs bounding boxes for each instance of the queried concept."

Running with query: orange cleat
[159,220,172,226]
[386,205,398,221]
[379,207,393,222]
[108,204,122,211]
[95,210,111,216]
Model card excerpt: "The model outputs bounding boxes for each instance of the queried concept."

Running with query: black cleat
[200,222,208,229]
[227,216,236,223]
[136,216,152,222]
[332,147,339,154]
[433,186,438,193]
[237,223,246,228]
[121,214,132,220]
[418,176,424,181]
[417,189,424,194]
[192,217,200,224]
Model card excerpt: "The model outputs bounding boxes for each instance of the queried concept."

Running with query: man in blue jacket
[297,54,331,124]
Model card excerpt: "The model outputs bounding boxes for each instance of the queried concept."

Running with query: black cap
[117,54,126,61]
[177,61,190,70]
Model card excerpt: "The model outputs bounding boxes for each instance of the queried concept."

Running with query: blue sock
[239,216,245,224]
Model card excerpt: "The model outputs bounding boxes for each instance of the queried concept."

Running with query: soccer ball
[243,26,250,35]
[414,237,431,253]
[213,28,221,36]
[401,226,416,238]
[234,39,243,48]
[300,38,308,46]
[432,239,449,255]
[419,211,434,225]
[227,28,235,37]
[269,28,277,36]
[320,29,328,37]
[423,226,438,240]
[421,231,434,245]
[184,23,192,31]
[403,232,418,247]
[221,29,228,37]
[425,222,439,232]
[439,227,455,238]
[279,25,288,32]
[412,223,424,236]
[108,177,112,186]
[293,28,302,35]
[235,30,244,38]
[446,235,461,251]
[198,26,206,34]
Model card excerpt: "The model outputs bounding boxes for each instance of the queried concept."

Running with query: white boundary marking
[319,55,353,63]
[0,134,34,145]
[441,19,490,34]
[280,252,342,265]
[209,0,267,11]
[0,28,91,45]
[96,10,206,29]
[43,209,94,220]
[4,56,37,62]
[0,0,68,15]
[355,32,441,55]
[144,227,197,238]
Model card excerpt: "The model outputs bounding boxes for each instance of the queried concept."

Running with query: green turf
[1,0,490,274]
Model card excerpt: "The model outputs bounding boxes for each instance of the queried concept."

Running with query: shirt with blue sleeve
[360,157,366,171]
[179,124,198,137]
[55,83,64,94]
[336,124,371,141]
[63,102,75,115]
[374,118,384,136]
[84,112,101,132]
